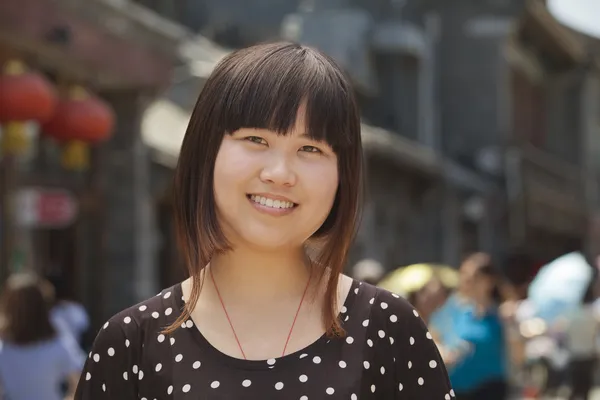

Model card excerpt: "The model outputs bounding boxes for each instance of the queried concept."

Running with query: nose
[259,151,297,187]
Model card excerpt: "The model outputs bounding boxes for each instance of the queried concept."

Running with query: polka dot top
[75,279,454,399]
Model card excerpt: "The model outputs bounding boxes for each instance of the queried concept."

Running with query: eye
[244,136,267,145]
[299,145,322,154]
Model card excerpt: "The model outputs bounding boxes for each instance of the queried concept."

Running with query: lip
[246,194,298,217]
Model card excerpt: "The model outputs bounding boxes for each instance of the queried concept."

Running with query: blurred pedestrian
[442,253,508,400]
[0,273,85,400]
[47,274,89,347]
[75,42,453,399]
[565,274,599,400]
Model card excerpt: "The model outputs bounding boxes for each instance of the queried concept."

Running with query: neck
[207,245,312,304]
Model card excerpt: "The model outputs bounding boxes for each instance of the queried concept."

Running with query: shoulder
[93,284,182,349]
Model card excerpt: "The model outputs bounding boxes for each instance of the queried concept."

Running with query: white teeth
[250,195,295,209]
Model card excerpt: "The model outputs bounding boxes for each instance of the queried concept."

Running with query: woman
[76,42,453,399]
[47,274,90,346]
[0,273,84,400]
[444,253,508,400]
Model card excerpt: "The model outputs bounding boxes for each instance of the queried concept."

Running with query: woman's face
[213,108,339,251]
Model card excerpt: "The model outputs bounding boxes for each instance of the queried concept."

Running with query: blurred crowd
[358,251,600,400]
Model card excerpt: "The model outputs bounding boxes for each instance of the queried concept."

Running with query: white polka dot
[163,291,171,299]
[346,336,354,344]
[242,379,251,387]
[313,356,321,364]
[85,372,91,380]
[267,358,276,365]
[390,314,398,322]
[446,394,451,400]
[167,385,173,394]
[193,361,201,369]
[371,384,376,393]
[157,334,165,343]
[155,363,162,372]
[93,354,100,362]
[426,331,433,339]
[378,330,385,338]
[344,315,349,322]
[367,339,373,347]
[362,319,369,327]
[138,370,144,380]
[413,309,419,317]
[132,365,138,374]
[364,361,370,369]
[418,377,424,385]
[299,353,308,359]
[103,321,109,329]
[326,387,335,395]
[399,383,403,391]
[139,305,147,311]
[301,396,308,400]
[275,382,284,390]
[369,298,375,304]
[380,302,388,309]
[299,374,308,382]
[339,360,347,368]
[450,389,456,397]
[380,366,385,374]
[107,348,115,356]
[125,339,130,347]
[186,320,194,328]
[351,394,357,400]
[88,352,91,358]
[152,312,159,319]
[123,316,131,324]
[165,307,173,316]
[354,287,359,294]
[389,337,395,345]
[211,381,220,389]
[341,306,347,313]
[392,293,400,298]
[182,384,191,393]
[102,384,106,392]
[170,337,175,345]
[410,337,415,345]
[175,354,183,362]
[430,360,438,368]
[408,361,413,369]
[181,322,186,328]
[123,372,128,380]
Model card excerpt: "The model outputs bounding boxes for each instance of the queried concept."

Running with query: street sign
[14,187,78,228]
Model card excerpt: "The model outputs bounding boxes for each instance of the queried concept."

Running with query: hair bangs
[212,43,358,150]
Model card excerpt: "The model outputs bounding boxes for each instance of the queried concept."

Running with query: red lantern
[0,60,57,155]
[42,86,115,170]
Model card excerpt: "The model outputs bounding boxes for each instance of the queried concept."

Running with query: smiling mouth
[247,194,298,210]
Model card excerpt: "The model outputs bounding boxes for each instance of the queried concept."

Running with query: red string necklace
[209,266,311,360]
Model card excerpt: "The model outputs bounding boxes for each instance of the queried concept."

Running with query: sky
[548,0,600,38]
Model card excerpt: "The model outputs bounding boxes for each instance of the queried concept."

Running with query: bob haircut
[0,273,57,345]
[168,42,363,336]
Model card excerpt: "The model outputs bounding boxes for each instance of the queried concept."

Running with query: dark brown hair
[0,273,57,345]
[168,42,363,336]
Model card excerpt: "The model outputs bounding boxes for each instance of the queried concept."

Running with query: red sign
[15,187,78,228]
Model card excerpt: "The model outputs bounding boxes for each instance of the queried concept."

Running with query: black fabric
[75,279,453,399]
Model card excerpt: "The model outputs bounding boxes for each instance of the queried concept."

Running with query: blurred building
[0,0,183,331]
[137,0,600,283]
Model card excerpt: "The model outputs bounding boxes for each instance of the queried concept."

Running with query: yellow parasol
[377,263,459,297]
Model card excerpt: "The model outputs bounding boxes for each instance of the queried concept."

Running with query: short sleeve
[399,307,454,399]
[74,316,140,399]
[57,335,86,376]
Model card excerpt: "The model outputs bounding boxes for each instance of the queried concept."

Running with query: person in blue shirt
[0,273,85,400]
[440,253,508,400]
